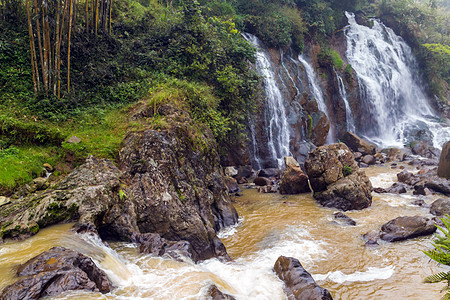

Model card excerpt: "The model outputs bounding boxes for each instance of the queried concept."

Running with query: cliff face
[0,104,238,262]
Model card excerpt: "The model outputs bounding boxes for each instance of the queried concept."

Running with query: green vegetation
[424,215,450,300]
[342,165,353,176]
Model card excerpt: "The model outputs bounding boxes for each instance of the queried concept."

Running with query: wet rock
[311,112,331,147]
[258,168,282,179]
[237,165,254,179]
[430,198,450,216]
[397,170,419,185]
[385,148,406,162]
[438,141,450,179]
[0,247,111,299]
[333,212,356,226]
[237,177,248,184]
[362,231,379,246]
[257,185,278,193]
[413,182,432,195]
[384,182,408,194]
[374,152,385,163]
[223,176,240,194]
[411,199,429,208]
[379,216,437,242]
[359,162,369,168]
[342,132,376,155]
[273,256,333,300]
[425,177,450,196]
[132,233,195,261]
[353,152,363,161]
[305,143,372,211]
[411,140,439,159]
[373,187,386,193]
[0,196,11,207]
[361,155,376,165]
[279,165,311,195]
[206,285,236,300]
[253,177,272,186]
[224,166,238,177]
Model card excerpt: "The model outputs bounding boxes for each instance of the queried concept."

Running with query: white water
[335,70,356,132]
[298,55,334,143]
[243,33,290,168]
[345,12,450,149]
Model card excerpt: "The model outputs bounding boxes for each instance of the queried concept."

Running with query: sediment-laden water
[0,165,447,299]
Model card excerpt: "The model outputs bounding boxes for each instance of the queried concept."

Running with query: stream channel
[0,164,448,299]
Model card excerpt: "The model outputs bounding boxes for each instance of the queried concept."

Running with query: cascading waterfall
[335,70,356,132]
[345,12,450,148]
[298,55,335,143]
[243,33,290,168]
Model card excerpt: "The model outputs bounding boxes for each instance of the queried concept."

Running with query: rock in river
[379,216,437,242]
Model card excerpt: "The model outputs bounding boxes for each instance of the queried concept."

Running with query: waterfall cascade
[242,33,290,168]
[335,70,356,133]
[345,12,449,148]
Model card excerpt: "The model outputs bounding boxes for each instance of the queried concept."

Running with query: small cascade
[335,70,356,132]
[298,55,334,143]
[243,33,290,168]
[345,12,450,148]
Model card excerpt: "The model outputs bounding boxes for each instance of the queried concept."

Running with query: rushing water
[242,33,290,169]
[297,55,334,144]
[0,165,448,299]
[336,70,356,133]
[345,12,450,149]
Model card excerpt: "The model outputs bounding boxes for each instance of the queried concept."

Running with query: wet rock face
[279,165,311,195]
[274,256,333,300]
[0,247,111,299]
[430,198,450,216]
[305,143,372,211]
[206,285,236,300]
[115,121,238,262]
[379,216,437,242]
[438,141,450,179]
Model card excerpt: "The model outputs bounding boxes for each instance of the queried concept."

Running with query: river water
[0,165,447,299]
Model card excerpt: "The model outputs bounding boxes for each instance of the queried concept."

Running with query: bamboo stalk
[54,0,60,95]
[42,0,48,92]
[108,0,111,34]
[67,0,73,93]
[85,0,88,31]
[26,0,38,93]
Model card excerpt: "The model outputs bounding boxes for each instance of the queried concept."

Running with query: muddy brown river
[0,165,448,299]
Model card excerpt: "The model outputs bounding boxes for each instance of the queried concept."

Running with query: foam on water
[313,266,395,283]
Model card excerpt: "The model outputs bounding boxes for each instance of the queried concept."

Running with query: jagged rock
[224,166,238,177]
[311,112,330,147]
[333,212,356,226]
[359,162,369,168]
[379,216,437,242]
[430,198,450,216]
[132,233,194,261]
[0,247,111,299]
[305,143,372,211]
[362,231,379,246]
[253,177,271,186]
[413,182,432,195]
[386,148,406,162]
[411,199,429,208]
[279,165,311,195]
[257,185,278,193]
[223,176,240,193]
[273,256,333,300]
[32,177,49,191]
[206,285,236,300]
[380,182,408,194]
[374,152,385,163]
[258,168,282,179]
[438,141,450,179]
[362,155,376,165]
[342,132,376,155]
[397,170,420,185]
[284,156,300,168]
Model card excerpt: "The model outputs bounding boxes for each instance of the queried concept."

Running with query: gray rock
[258,168,282,179]
[223,176,240,193]
[430,198,450,216]
[362,155,376,165]
[66,136,81,144]
[206,285,236,300]
[342,132,376,155]
[33,177,49,191]
[333,212,356,226]
[224,166,238,177]
[274,256,333,300]
[379,216,437,242]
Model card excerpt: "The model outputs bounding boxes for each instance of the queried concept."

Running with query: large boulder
[379,216,437,242]
[411,140,439,159]
[279,158,311,194]
[438,141,450,179]
[385,148,406,162]
[341,132,376,155]
[305,143,372,211]
[273,256,333,300]
[430,198,450,216]
[223,176,240,193]
[425,177,450,196]
[0,247,111,299]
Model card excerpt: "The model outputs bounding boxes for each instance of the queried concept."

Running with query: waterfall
[298,55,334,143]
[345,12,450,148]
[335,70,356,132]
[243,33,290,168]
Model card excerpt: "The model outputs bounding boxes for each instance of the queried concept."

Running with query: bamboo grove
[23,0,112,98]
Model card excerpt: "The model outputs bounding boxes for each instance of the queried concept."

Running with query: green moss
[38,202,79,228]
[343,165,353,177]
[29,224,39,234]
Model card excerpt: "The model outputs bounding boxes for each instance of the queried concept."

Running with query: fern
[424,215,450,300]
